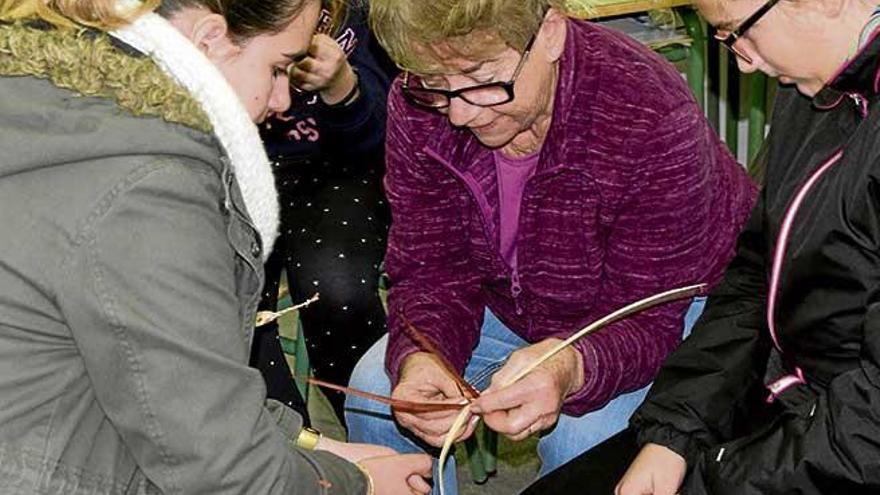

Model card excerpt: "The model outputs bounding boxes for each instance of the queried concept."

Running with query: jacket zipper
[510,269,524,315]
[764,148,844,402]
[424,148,528,313]
[849,92,869,118]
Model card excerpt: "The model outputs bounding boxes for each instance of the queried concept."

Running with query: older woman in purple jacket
[345,0,756,491]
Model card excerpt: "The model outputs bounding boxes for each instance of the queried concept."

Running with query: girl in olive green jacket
[0,1,430,493]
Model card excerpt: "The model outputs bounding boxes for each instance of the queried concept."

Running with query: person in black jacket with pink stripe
[612,0,880,493]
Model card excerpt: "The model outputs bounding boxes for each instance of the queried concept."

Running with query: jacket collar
[0,21,211,133]
[813,28,880,109]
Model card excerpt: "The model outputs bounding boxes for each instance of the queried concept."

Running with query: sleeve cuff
[633,420,704,468]
[317,82,372,130]
[264,399,369,493]
[294,449,370,495]
[560,337,602,416]
[386,345,419,386]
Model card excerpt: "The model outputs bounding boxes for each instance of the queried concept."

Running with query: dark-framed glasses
[401,33,537,109]
[714,0,781,64]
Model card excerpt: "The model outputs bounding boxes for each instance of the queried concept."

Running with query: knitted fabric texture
[0,21,211,133]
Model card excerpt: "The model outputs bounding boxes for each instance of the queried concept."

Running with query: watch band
[295,426,322,450]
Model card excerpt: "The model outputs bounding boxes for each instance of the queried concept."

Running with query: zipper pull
[850,93,868,118]
[511,271,523,315]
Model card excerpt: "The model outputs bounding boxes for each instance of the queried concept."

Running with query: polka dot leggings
[253,153,390,423]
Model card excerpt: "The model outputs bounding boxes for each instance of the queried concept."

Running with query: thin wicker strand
[307,377,468,413]
[437,283,707,495]
[399,310,481,399]
[502,284,705,387]
[439,406,473,495]
[255,293,320,327]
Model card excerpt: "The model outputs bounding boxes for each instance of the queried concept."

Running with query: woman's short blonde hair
[0,0,340,37]
[370,0,595,73]
[0,0,159,29]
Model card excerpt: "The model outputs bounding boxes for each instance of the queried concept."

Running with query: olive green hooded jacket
[0,22,366,495]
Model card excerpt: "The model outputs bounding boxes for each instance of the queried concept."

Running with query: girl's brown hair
[157,0,315,42]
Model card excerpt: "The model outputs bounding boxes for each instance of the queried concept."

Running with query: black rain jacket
[631,35,880,494]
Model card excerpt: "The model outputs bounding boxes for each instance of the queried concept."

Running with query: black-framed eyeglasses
[714,0,781,64]
[401,33,538,109]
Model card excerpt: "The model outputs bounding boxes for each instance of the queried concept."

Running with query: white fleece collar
[111,12,279,259]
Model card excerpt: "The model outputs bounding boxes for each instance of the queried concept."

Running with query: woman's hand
[288,33,357,104]
[392,352,478,447]
[317,438,433,494]
[360,454,434,495]
[615,443,686,495]
[469,338,584,441]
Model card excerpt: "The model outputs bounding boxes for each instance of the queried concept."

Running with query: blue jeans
[345,299,706,494]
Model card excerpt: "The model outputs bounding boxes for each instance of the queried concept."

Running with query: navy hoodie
[260,4,393,161]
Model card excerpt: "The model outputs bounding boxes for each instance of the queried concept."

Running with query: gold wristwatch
[295,426,322,450]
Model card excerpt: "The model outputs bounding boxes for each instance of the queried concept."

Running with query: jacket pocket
[698,399,819,494]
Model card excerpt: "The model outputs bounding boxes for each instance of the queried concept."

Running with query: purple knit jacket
[383,19,757,416]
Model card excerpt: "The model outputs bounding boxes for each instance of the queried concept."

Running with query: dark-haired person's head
[158,0,322,121]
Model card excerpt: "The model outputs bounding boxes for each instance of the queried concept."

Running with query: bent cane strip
[399,310,481,400]
[502,284,706,387]
[306,377,468,414]
[436,283,707,495]
[255,293,320,327]
[439,406,473,495]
